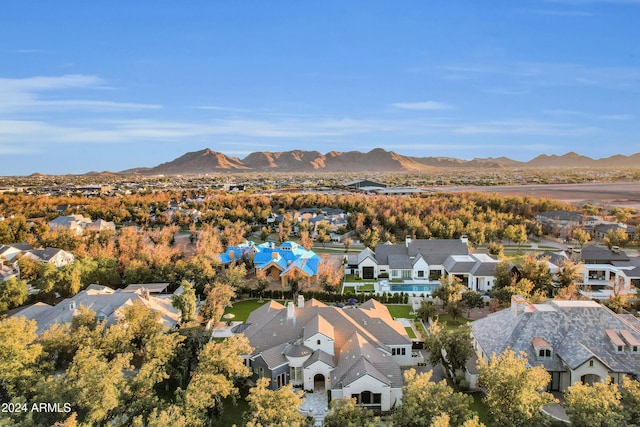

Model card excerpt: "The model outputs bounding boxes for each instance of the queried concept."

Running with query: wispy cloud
[391,101,454,110]
[452,119,599,136]
[0,75,161,113]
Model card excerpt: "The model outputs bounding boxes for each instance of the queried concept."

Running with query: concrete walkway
[299,388,328,426]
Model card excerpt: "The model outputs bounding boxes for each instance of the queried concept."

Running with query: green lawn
[342,285,356,294]
[468,392,490,425]
[386,304,414,319]
[211,388,250,427]
[434,313,469,330]
[223,299,271,322]
[405,326,416,339]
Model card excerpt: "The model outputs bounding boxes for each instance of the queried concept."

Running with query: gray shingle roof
[472,300,640,374]
[388,254,413,269]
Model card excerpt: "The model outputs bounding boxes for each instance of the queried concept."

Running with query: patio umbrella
[223,313,235,322]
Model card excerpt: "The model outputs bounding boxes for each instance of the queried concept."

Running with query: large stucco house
[470,296,640,392]
[239,296,411,411]
[346,237,499,292]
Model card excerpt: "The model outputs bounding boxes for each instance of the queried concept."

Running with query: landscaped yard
[405,326,417,339]
[223,299,271,322]
[386,304,414,319]
[434,313,470,330]
[468,392,490,425]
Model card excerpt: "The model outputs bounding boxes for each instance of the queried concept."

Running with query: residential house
[591,223,638,241]
[48,214,93,234]
[470,296,640,392]
[85,218,116,233]
[219,241,322,288]
[9,284,180,334]
[561,246,640,299]
[535,210,585,239]
[239,296,410,411]
[346,237,499,292]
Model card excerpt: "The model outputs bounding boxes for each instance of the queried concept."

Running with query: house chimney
[287,301,295,320]
[405,236,411,247]
[298,294,305,308]
[229,250,235,260]
[511,295,528,316]
[272,251,279,259]
[460,235,469,244]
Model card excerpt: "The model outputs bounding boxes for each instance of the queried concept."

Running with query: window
[633,346,639,353]
[392,348,397,355]
[618,345,624,353]
[361,391,372,404]
[417,270,424,278]
[373,394,381,404]
[391,270,399,278]
[589,360,594,367]
[401,348,406,356]
[539,350,545,357]
[545,349,551,357]
[402,270,411,279]
[317,339,321,345]
[351,394,359,404]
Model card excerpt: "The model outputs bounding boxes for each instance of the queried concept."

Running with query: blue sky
[1,1,639,175]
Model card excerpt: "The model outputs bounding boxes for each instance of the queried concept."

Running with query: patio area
[299,388,329,426]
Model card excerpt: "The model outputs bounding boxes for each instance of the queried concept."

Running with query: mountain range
[116,148,640,175]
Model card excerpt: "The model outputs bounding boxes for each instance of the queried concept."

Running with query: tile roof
[472,299,640,374]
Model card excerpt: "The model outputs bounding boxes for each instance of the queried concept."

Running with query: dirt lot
[437,182,640,209]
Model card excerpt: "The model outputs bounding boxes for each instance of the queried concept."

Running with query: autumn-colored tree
[393,369,475,427]
[244,377,309,427]
[324,398,381,427]
[184,335,252,426]
[565,380,626,427]
[199,283,235,325]
[478,349,555,427]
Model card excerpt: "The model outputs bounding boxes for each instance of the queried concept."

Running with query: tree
[244,377,310,427]
[324,398,381,427]
[518,254,553,296]
[299,230,314,250]
[433,275,466,320]
[565,380,626,427]
[621,376,640,425]
[0,316,43,396]
[477,349,555,427]
[487,242,504,258]
[172,280,197,323]
[0,277,28,314]
[492,260,515,290]
[220,263,248,289]
[393,369,474,427]
[199,283,235,325]
[572,228,591,249]
[416,300,437,323]
[184,335,252,426]
[461,291,484,318]
[343,236,352,253]
[259,226,270,242]
[605,228,629,248]
[359,227,380,250]
[557,259,582,289]
[423,322,475,380]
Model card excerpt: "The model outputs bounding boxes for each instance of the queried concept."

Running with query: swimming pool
[389,284,439,294]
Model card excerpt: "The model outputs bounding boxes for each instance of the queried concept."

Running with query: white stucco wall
[341,375,392,411]
[304,333,335,356]
[303,360,333,391]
